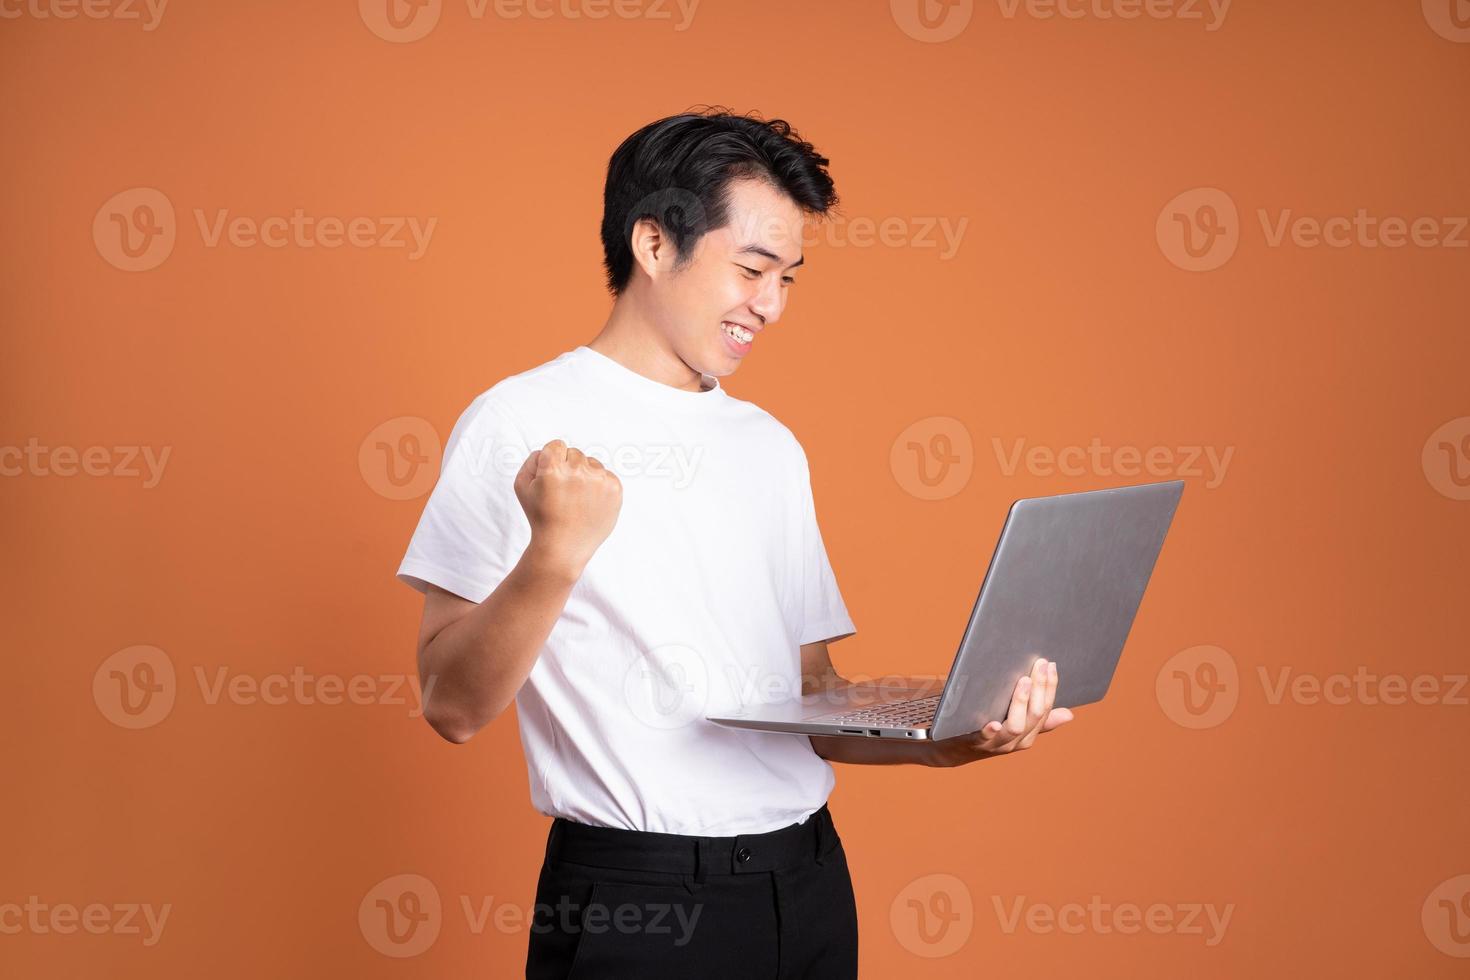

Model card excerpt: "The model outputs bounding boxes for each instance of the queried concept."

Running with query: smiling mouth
[722,321,755,344]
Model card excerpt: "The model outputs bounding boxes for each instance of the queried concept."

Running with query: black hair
[599,106,839,296]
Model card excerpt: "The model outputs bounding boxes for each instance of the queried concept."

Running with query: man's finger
[968,719,1003,753]
[1040,706,1075,732]
[1002,675,1032,739]
[516,449,541,487]
[1040,660,1059,717]
[540,438,568,464]
[1042,662,1060,719]
[1027,659,1049,723]
[1017,658,1047,738]
[1015,659,1054,749]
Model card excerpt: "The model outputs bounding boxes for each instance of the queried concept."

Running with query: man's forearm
[809,734,948,766]
[418,543,578,741]
[802,667,961,767]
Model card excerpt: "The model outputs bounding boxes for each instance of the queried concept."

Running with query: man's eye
[781,276,795,286]
[738,266,760,279]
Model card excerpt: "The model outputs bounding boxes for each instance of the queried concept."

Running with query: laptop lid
[929,480,1184,740]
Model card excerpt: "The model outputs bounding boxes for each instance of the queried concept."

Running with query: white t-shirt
[397,345,856,836]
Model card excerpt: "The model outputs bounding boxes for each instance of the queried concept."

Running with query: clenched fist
[513,439,622,580]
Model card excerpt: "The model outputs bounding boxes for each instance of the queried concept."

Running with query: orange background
[4,1,1469,976]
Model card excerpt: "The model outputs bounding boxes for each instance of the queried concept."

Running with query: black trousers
[525,804,859,979]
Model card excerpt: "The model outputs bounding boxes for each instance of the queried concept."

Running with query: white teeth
[723,322,753,344]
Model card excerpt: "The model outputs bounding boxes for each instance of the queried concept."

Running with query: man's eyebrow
[736,244,804,270]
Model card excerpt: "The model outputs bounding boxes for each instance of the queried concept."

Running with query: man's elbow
[422,703,493,744]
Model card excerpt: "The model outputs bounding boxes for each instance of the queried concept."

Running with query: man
[396,107,1073,979]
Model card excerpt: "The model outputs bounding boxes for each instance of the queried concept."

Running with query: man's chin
[681,344,742,381]
[701,353,744,380]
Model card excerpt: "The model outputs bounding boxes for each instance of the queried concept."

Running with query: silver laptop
[707,480,1184,741]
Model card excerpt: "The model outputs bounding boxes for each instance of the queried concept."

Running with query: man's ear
[628,216,665,284]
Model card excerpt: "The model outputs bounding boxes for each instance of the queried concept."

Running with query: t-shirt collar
[569,345,728,406]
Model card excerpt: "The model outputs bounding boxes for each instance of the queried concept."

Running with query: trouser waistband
[546,804,838,884]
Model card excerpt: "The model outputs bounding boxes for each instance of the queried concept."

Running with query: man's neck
[589,303,708,393]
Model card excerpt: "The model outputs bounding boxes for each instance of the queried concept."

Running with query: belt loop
[693,837,710,885]
[547,820,563,868]
[813,808,828,865]
[683,837,710,896]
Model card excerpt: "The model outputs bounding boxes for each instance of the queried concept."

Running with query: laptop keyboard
[819,694,941,728]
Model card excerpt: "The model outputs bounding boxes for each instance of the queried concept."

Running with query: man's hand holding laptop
[927,657,1075,767]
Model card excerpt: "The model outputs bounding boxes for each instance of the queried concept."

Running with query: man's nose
[748,275,782,327]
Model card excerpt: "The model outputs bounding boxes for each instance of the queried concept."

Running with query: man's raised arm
[414,439,620,743]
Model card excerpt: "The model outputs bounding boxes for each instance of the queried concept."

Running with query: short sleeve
[797,451,856,646]
[396,394,533,603]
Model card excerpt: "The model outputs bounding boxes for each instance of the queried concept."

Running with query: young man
[396,108,1073,979]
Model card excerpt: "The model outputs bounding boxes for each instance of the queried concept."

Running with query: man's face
[648,177,806,379]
